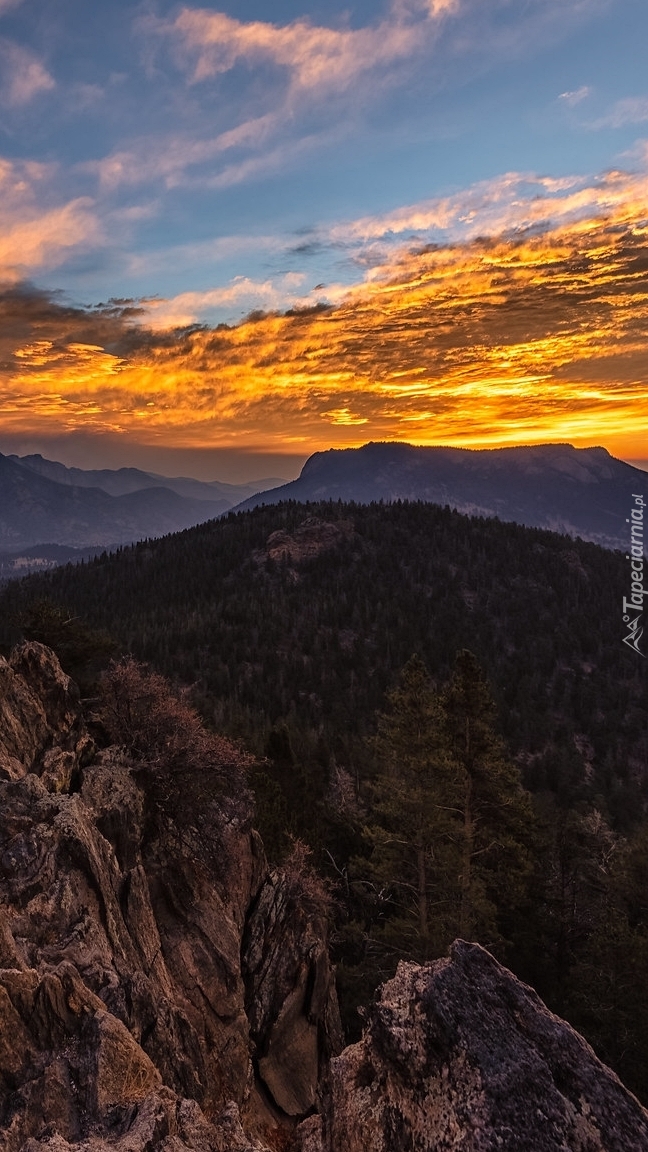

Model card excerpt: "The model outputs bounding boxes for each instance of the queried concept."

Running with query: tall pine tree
[367,650,534,961]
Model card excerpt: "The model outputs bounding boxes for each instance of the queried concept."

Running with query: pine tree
[367,650,534,962]
[367,654,455,961]
[439,649,534,943]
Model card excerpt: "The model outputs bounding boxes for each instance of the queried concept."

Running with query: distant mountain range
[2,442,645,559]
[235,442,646,551]
[0,453,285,555]
[6,453,284,505]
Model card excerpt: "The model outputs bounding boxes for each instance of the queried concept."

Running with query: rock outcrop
[0,644,341,1151]
[324,941,648,1152]
[253,518,354,567]
[3,644,648,1152]
[0,642,92,786]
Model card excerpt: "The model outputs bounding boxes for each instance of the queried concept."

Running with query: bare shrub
[281,837,335,921]
[98,658,252,827]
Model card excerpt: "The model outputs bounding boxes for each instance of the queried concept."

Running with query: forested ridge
[1,499,647,1101]
[1,501,644,818]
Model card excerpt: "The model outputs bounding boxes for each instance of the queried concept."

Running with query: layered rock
[0,644,341,1151]
[0,642,92,785]
[324,940,648,1152]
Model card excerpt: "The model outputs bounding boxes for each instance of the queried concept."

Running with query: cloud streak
[108,0,458,193]
[559,85,591,106]
[79,0,611,200]
[2,167,648,460]
[162,3,453,96]
[0,159,102,279]
[591,96,648,129]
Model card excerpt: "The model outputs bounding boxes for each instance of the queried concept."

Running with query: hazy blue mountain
[8,453,284,504]
[236,441,646,550]
[0,453,229,550]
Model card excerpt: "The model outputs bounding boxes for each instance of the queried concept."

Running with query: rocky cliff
[1,644,648,1152]
[0,643,341,1151]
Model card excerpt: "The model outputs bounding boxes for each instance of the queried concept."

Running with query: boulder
[325,940,648,1151]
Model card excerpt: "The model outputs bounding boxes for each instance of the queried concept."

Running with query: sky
[0,0,647,481]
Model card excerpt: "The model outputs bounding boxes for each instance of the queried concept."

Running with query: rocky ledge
[0,644,341,1151]
[1,644,648,1151]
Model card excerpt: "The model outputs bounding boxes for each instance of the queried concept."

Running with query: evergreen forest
[1,500,647,1102]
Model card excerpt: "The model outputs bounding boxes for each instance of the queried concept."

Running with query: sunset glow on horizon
[2,180,648,464]
[2,0,648,475]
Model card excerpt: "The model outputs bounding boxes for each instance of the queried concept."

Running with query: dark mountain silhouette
[237,442,646,550]
[0,453,286,551]
[0,453,224,550]
[8,451,284,503]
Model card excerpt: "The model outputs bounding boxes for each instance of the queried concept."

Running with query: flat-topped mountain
[238,442,646,550]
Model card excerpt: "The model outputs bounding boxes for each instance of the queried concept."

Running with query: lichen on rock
[325,941,648,1152]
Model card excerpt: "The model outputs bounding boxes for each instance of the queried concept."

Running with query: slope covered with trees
[1,500,647,1099]
[0,500,643,824]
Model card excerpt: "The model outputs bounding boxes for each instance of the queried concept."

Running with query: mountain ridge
[8,451,284,503]
[0,452,285,551]
[234,441,646,550]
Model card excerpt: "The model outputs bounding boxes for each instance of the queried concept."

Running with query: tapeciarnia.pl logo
[622,494,645,657]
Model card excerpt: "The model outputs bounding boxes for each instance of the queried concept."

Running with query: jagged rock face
[4,643,648,1152]
[0,642,92,785]
[243,870,344,1119]
[0,763,265,1151]
[0,644,341,1151]
[325,941,648,1152]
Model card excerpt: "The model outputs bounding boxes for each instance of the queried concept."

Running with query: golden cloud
[2,188,648,460]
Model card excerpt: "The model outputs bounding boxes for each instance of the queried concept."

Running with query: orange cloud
[2,187,648,461]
